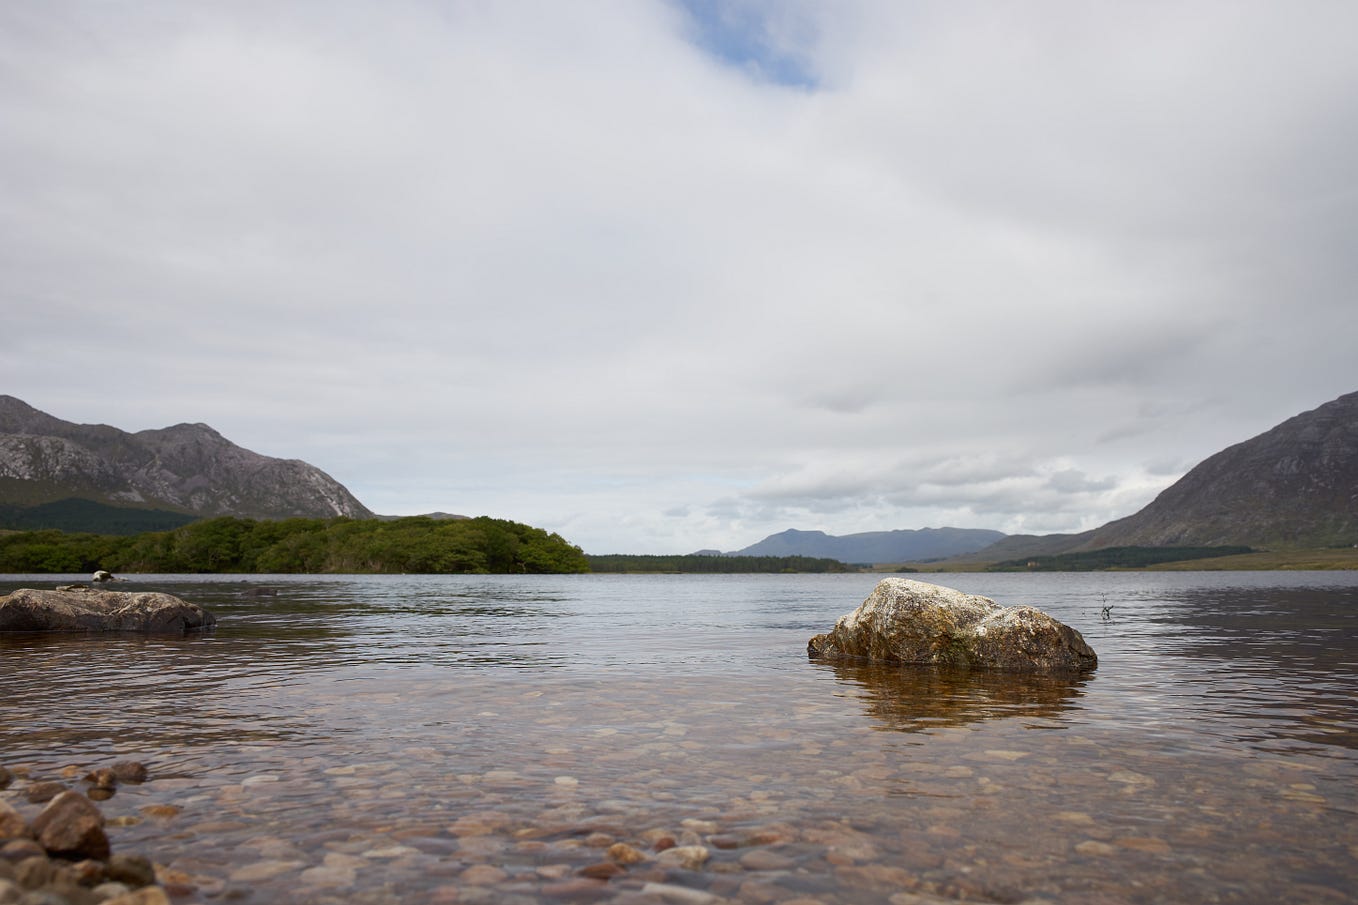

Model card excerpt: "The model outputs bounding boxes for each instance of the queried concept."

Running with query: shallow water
[2,572,1356,904]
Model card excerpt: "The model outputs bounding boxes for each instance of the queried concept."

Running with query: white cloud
[2,1,1355,553]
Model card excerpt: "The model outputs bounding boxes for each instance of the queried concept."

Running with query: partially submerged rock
[0,588,216,634]
[808,578,1096,671]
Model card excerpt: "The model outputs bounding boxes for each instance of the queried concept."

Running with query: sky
[2,1,1356,554]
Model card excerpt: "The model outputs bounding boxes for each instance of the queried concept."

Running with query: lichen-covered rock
[0,588,215,634]
[808,578,1096,672]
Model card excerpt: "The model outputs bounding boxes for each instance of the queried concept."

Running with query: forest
[0,515,590,574]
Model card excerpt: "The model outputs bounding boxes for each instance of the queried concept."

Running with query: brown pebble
[739,848,797,871]
[539,877,609,899]
[1,840,46,862]
[652,835,677,852]
[578,861,626,880]
[108,853,157,888]
[606,843,647,865]
[103,887,173,905]
[25,781,68,804]
[84,768,119,789]
[87,787,116,802]
[139,805,182,819]
[459,864,508,885]
[69,858,109,886]
[14,855,61,890]
[0,767,12,790]
[110,762,149,785]
[707,835,742,850]
[0,800,27,840]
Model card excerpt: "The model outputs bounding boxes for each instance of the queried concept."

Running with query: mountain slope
[732,527,1007,563]
[0,395,373,526]
[1079,390,1358,549]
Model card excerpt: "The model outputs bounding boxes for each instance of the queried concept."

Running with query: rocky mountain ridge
[1076,389,1358,550]
[728,526,1008,564]
[0,395,373,528]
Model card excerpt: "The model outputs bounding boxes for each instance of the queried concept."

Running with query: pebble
[459,864,509,885]
[655,846,710,871]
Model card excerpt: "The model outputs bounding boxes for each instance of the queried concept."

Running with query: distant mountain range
[722,389,1358,564]
[714,527,1007,564]
[0,395,372,533]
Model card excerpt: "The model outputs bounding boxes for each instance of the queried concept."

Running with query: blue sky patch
[674,0,820,89]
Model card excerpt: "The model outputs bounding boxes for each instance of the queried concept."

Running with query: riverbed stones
[0,588,216,634]
[808,578,1097,671]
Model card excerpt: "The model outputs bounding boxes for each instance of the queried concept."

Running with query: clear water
[2,572,1356,904]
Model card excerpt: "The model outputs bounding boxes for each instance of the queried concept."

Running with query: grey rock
[809,578,1096,672]
[0,589,215,634]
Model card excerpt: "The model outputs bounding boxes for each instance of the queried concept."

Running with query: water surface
[2,572,1355,904]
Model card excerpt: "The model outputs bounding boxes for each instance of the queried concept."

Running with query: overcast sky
[3,1,1355,554]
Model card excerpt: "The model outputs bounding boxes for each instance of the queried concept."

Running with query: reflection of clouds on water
[820,660,1090,733]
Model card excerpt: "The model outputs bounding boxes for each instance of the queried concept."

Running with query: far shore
[893,546,1358,573]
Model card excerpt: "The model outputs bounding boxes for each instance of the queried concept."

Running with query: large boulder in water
[808,578,1096,672]
[0,587,216,634]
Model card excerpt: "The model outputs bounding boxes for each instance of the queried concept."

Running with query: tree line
[0,516,590,574]
[585,554,855,573]
[988,545,1254,571]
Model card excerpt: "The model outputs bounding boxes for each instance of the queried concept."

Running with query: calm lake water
[2,572,1356,905]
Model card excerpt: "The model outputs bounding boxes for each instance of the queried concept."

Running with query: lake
[2,571,1356,904]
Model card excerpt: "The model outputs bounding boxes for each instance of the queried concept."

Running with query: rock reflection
[823,660,1090,732]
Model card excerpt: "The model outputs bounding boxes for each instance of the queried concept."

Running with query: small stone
[0,802,26,841]
[84,769,119,790]
[228,860,305,883]
[1074,840,1116,856]
[577,862,625,880]
[68,858,108,886]
[87,787,116,802]
[138,805,181,819]
[31,791,109,860]
[14,856,61,890]
[539,877,607,898]
[107,854,156,888]
[656,845,710,871]
[606,843,646,865]
[651,835,677,853]
[637,882,719,904]
[459,864,508,886]
[738,848,796,871]
[583,832,614,848]
[101,887,173,905]
[24,782,67,805]
[1,841,45,862]
[680,819,718,834]
[92,882,134,900]
[0,768,12,790]
[107,760,148,782]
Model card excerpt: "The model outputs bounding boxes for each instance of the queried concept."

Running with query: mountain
[1077,390,1358,549]
[731,527,1008,563]
[0,395,373,531]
